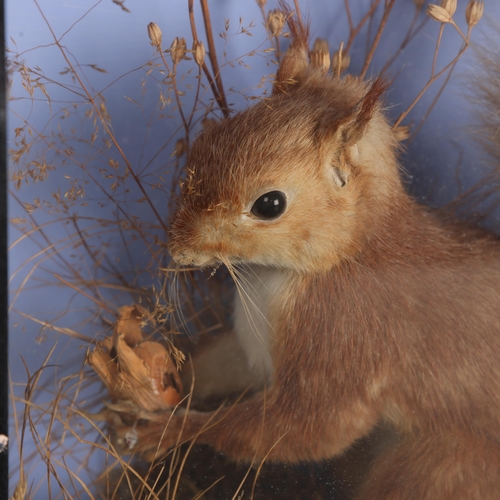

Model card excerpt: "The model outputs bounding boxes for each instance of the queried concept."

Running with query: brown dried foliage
[88,305,183,414]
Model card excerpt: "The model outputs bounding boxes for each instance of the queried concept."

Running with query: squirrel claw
[111,412,180,461]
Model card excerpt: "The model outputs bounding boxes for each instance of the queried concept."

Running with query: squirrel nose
[172,250,194,265]
[170,248,216,267]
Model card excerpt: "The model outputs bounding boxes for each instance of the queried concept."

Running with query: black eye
[251,191,287,220]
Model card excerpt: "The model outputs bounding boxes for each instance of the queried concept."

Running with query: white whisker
[168,261,191,336]
[222,260,269,349]
[231,264,276,340]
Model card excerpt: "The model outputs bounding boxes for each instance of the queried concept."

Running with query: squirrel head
[169,16,404,273]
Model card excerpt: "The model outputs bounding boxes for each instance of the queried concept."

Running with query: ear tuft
[341,77,389,146]
[314,77,390,156]
[353,78,388,132]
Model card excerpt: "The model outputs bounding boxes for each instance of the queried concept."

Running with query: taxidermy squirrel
[115,13,500,500]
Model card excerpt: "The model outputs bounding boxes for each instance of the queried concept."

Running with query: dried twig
[359,0,397,79]
[199,0,229,116]
[345,0,382,54]
[33,0,169,235]
[188,0,226,117]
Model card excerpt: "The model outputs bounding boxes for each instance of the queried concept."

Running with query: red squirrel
[115,15,500,499]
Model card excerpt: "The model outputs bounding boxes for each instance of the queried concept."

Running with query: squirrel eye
[251,191,287,220]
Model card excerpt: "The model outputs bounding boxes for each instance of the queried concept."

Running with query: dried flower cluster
[267,9,286,36]
[170,37,187,65]
[192,40,206,66]
[465,0,484,28]
[427,0,483,28]
[310,38,331,74]
[147,21,162,48]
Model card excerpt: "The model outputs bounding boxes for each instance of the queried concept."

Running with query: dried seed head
[192,40,206,66]
[310,50,331,74]
[413,0,426,9]
[267,9,286,36]
[440,0,457,16]
[147,22,163,48]
[332,48,350,74]
[427,4,452,23]
[256,0,267,6]
[202,117,217,130]
[312,38,329,54]
[465,0,484,28]
[174,138,187,158]
[170,37,187,65]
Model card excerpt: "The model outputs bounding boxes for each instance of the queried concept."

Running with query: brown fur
[121,17,500,499]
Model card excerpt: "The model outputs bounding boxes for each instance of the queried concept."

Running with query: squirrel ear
[323,154,350,191]
[317,77,388,147]
[330,165,348,188]
[272,9,311,95]
[342,77,388,145]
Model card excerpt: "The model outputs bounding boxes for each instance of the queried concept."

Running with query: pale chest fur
[233,265,289,382]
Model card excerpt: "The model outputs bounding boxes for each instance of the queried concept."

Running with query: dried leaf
[88,305,183,415]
